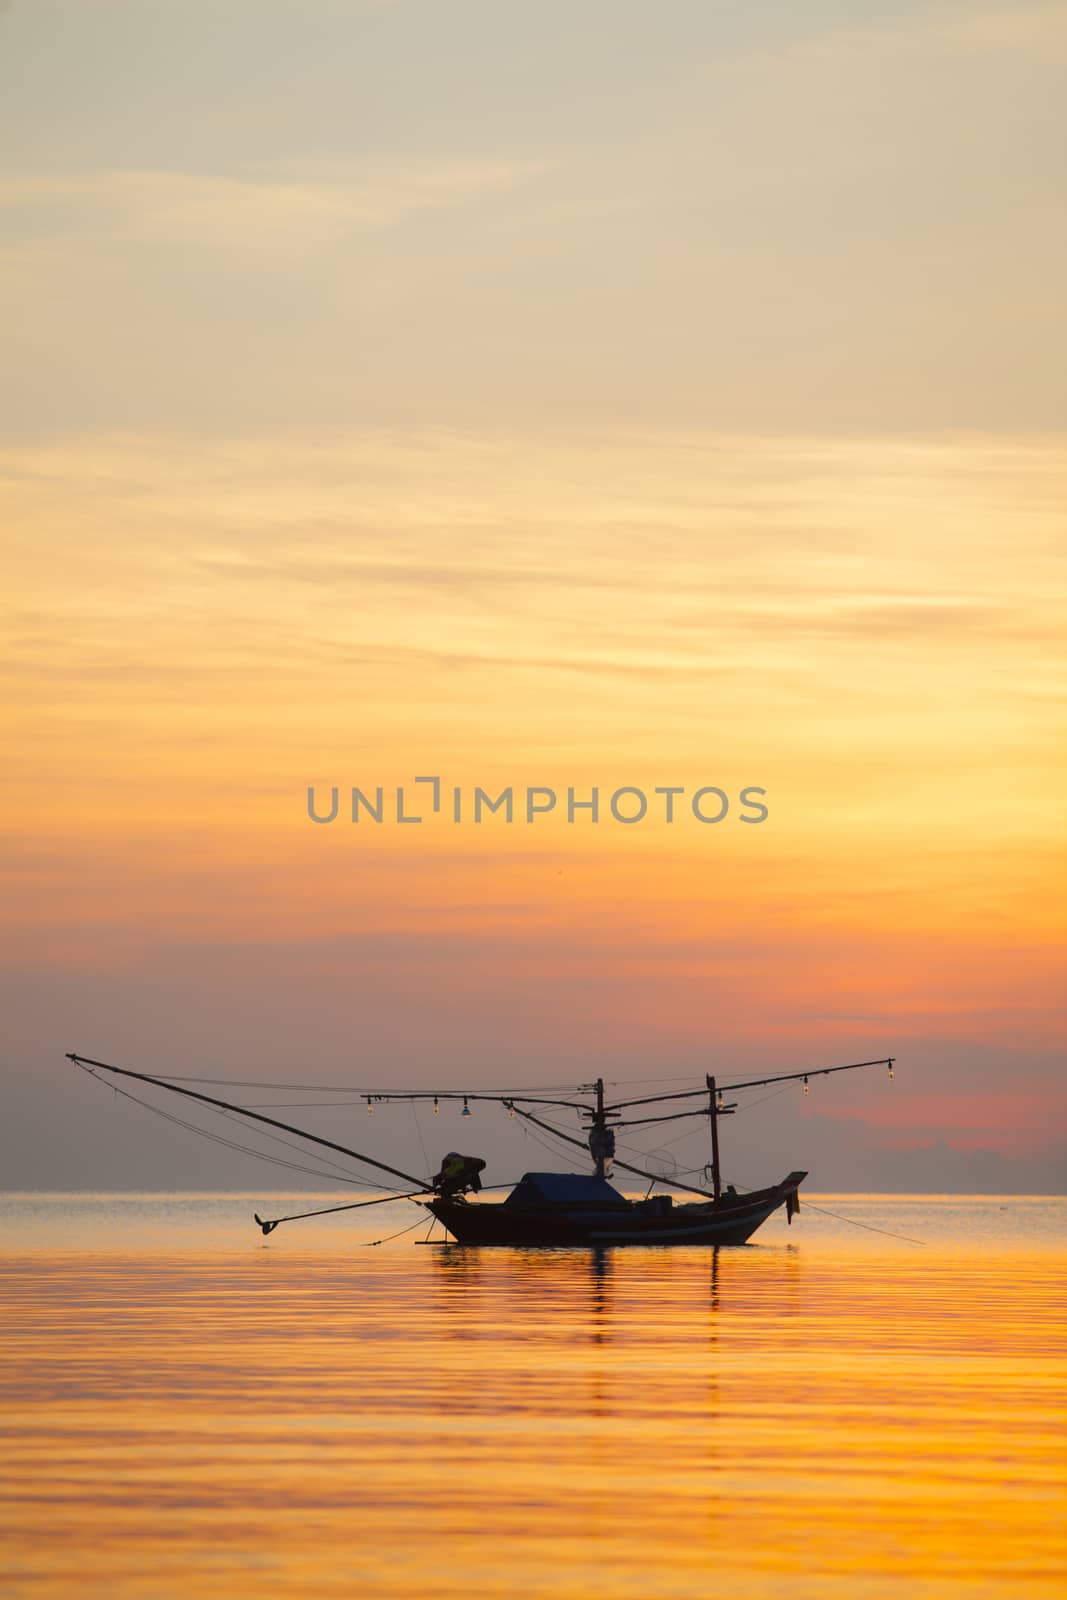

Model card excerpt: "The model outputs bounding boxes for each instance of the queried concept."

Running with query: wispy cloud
[922,2,1067,62]
[730,1,1067,67]
[0,160,547,254]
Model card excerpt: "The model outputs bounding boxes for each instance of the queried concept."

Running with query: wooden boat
[427,1169,807,1246]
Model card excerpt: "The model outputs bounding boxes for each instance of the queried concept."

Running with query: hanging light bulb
[461,1096,472,1117]
[716,1090,724,1111]
[508,1104,515,1119]
[803,1075,809,1095]
[888,1061,894,1080]
[433,1095,439,1116]
[366,1096,373,1116]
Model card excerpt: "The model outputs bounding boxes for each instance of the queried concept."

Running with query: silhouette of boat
[427,1168,807,1246]
[66,1054,894,1247]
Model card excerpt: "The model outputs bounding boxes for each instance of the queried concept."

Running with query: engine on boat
[431,1152,486,1198]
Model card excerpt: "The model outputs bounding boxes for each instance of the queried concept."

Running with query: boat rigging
[66,1052,895,1247]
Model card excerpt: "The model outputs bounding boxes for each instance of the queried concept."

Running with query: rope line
[410,1099,430,1172]
[78,1066,374,1189]
[798,1198,927,1246]
[362,1214,434,1248]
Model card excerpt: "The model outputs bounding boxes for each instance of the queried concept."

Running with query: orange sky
[2,428,1064,1187]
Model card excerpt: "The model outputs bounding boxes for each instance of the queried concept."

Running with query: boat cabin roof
[504,1172,629,1209]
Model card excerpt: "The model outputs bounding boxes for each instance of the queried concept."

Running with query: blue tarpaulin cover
[504,1172,629,1209]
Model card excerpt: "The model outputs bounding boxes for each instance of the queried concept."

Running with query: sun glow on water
[1,1194,1064,1599]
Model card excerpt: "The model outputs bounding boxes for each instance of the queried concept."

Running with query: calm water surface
[1,1194,1064,1599]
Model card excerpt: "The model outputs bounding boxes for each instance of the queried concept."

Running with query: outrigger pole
[253,1191,430,1235]
[606,1058,895,1112]
[65,1053,429,1191]
[359,1058,895,1123]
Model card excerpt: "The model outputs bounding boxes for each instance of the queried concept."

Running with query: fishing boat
[65,1054,894,1247]
[427,1169,808,1246]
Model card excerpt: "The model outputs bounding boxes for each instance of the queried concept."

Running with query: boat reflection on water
[427,1236,740,1353]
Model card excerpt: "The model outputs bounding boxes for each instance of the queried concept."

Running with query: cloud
[921,2,1067,62]
[0,160,547,255]
[732,2,1067,69]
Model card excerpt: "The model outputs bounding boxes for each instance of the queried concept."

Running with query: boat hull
[426,1172,807,1247]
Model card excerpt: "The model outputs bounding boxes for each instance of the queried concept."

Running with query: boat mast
[706,1074,722,1202]
[593,1077,607,1179]
[581,1076,618,1179]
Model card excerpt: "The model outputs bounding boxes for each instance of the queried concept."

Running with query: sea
[1,1193,1064,1600]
